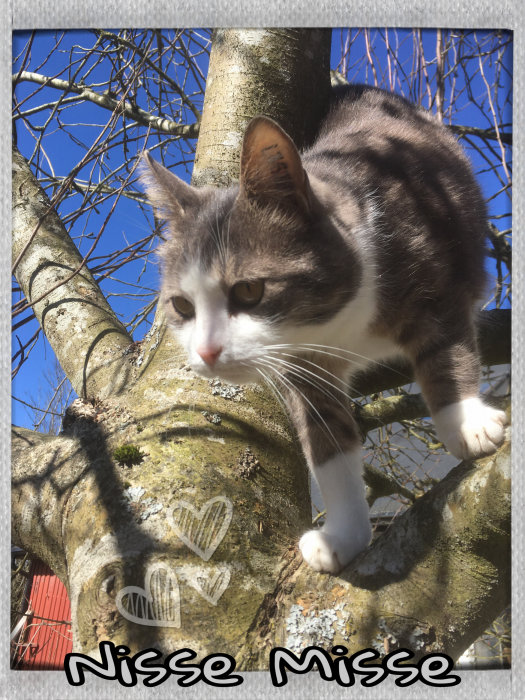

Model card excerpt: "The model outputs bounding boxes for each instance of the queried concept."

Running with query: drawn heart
[115,562,181,628]
[167,496,233,561]
[178,564,231,606]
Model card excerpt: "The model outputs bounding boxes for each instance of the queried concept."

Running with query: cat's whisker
[261,364,339,452]
[266,351,351,392]
[253,366,290,417]
[264,344,363,370]
[259,354,350,407]
[265,351,363,399]
[259,361,346,459]
[212,204,227,268]
[265,342,372,367]
[264,342,407,378]
[214,206,223,266]
[262,344,407,402]
[224,209,232,266]
[255,367,342,460]
[256,355,356,425]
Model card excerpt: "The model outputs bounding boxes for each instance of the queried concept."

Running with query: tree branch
[12,144,133,399]
[92,29,202,121]
[13,71,199,138]
[240,427,510,667]
[449,123,512,146]
[192,29,332,187]
[355,393,429,434]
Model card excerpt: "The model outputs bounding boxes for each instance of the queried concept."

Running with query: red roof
[12,560,73,670]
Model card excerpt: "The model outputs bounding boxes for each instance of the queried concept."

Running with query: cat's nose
[197,346,223,367]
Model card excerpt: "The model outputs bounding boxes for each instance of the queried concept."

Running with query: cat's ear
[239,117,312,215]
[139,151,201,221]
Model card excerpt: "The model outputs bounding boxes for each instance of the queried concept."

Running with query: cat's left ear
[139,151,202,223]
[239,117,313,215]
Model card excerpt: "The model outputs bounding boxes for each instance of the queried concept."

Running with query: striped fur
[142,85,507,573]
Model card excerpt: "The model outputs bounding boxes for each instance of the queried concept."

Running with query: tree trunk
[192,28,332,187]
[11,28,510,667]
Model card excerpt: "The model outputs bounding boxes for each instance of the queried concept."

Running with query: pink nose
[197,346,223,367]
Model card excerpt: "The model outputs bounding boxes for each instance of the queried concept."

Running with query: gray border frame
[3,1,522,697]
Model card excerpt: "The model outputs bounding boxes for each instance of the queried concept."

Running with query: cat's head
[141,117,360,383]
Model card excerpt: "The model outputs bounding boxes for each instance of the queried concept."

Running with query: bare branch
[13,70,199,138]
[449,123,512,145]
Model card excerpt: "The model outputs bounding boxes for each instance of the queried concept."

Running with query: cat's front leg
[299,447,371,573]
[408,319,508,461]
[282,373,371,573]
[432,397,507,460]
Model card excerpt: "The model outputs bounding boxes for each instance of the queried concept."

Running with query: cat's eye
[171,295,195,319]
[231,280,265,308]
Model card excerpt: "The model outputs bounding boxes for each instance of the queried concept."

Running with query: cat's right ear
[239,117,313,216]
[139,151,201,222]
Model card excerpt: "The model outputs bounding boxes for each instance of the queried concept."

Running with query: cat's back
[304,84,488,323]
[306,84,476,190]
[320,84,435,136]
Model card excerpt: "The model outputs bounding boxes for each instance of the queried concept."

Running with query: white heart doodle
[167,496,233,561]
[178,564,231,606]
[115,562,181,628]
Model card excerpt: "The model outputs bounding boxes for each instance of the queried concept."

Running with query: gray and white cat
[141,85,507,574]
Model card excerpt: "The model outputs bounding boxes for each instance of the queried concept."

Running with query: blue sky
[12,28,512,430]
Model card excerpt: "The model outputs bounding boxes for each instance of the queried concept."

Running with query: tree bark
[11,331,311,657]
[11,28,330,659]
[11,395,510,663]
[239,429,510,668]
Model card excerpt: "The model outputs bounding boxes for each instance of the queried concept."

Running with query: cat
[141,85,508,574]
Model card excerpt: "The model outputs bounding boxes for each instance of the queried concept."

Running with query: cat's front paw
[434,397,508,461]
[299,528,369,574]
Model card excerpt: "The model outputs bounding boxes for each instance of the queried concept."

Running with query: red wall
[13,560,73,670]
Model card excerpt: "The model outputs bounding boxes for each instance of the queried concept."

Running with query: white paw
[299,526,371,574]
[434,397,508,461]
